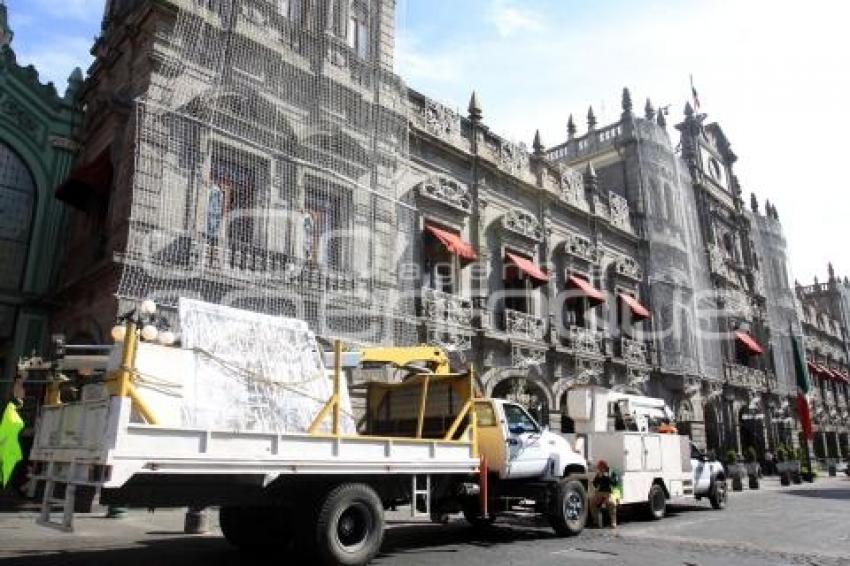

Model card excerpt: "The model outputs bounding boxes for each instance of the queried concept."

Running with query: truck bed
[30,396,480,490]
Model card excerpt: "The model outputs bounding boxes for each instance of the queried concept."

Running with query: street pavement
[0,475,847,565]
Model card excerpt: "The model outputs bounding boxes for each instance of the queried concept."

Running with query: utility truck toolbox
[29,299,590,566]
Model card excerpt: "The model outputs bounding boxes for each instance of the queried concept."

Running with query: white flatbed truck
[28,315,589,566]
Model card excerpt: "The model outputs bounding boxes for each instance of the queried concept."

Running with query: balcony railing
[617,337,652,366]
[561,325,605,357]
[420,288,473,328]
[504,308,546,342]
[724,363,768,391]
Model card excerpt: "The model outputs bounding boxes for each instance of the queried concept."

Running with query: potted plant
[726,450,744,491]
[776,446,791,486]
[788,447,803,484]
[746,447,760,489]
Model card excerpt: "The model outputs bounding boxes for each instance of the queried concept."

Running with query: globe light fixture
[141,324,159,342]
[140,300,158,316]
[157,331,176,346]
[110,324,127,343]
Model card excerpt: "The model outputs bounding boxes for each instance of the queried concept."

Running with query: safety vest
[0,401,24,487]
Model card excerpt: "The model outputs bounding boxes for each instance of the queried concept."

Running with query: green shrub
[726,450,738,464]
[746,446,758,463]
[775,446,787,462]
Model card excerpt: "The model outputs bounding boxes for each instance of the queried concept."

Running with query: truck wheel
[220,506,292,550]
[462,502,495,528]
[709,477,727,510]
[646,484,666,520]
[314,483,384,566]
[548,479,587,536]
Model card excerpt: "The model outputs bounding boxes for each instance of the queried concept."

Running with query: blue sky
[3,0,848,284]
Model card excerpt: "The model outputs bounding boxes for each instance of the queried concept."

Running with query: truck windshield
[503,404,540,434]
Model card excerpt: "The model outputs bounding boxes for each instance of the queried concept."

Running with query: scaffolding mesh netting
[117,0,418,346]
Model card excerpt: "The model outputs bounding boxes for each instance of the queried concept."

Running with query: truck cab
[475,399,586,480]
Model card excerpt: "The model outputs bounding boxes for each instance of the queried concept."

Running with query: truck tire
[313,483,384,566]
[462,501,495,528]
[547,479,587,536]
[646,484,666,520]
[219,506,292,550]
[709,477,727,510]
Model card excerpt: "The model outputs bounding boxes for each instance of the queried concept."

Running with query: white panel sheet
[178,298,355,434]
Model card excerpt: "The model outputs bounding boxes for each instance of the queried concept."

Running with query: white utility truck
[565,386,726,519]
[28,300,588,566]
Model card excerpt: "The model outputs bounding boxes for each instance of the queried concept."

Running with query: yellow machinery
[357,346,451,376]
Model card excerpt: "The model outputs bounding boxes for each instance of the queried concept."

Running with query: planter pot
[746,462,761,477]
[828,463,837,477]
[780,470,791,486]
[748,473,760,489]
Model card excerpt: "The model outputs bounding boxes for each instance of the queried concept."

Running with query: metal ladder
[411,474,431,518]
[36,461,78,532]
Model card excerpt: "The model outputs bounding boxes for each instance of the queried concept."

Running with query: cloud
[15,36,93,90]
[488,0,543,37]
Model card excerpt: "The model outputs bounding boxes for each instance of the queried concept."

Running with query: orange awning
[425,224,478,263]
[735,331,764,356]
[619,293,651,321]
[566,275,605,306]
[505,252,549,285]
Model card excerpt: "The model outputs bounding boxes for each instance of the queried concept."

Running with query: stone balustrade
[562,325,605,357]
[724,363,769,391]
[504,308,546,342]
[420,288,473,328]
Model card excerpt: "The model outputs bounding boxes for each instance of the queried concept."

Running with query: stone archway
[491,373,552,428]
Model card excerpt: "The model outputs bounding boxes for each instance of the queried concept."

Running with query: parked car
[690,443,727,509]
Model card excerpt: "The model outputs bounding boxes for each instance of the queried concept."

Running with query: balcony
[420,288,473,328]
[561,325,605,357]
[616,337,652,366]
[724,363,768,391]
[504,308,546,342]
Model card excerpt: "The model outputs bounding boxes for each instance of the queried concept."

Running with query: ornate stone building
[44,0,847,459]
[0,2,82,384]
[796,267,850,461]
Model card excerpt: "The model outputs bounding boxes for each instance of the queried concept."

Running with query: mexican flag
[791,330,814,441]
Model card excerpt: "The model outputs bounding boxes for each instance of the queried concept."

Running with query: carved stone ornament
[612,255,643,281]
[420,99,461,140]
[502,209,544,242]
[627,368,650,389]
[573,358,604,385]
[427,328,472,352]
[416,175,472,214]
[0,92,43,140]
[608,191,632,232]
[559,166,588,210]
[499,140,529,175]
[511,345,546,368]
[563,232,597,263]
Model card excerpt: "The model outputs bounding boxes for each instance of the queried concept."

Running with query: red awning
[505,252,549,285]
[619,293,651,321]
[425,224,478,263]
[807,361,818,376]
[55,149,113,210]
[566,275,605,306]
[735,331,764,356]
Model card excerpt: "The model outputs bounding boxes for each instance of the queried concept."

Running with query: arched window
[348,0,370,59]
[0,141,36,291]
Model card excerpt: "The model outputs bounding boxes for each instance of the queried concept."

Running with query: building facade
[0,2,82,385]
[46,0,849,459]
[796,267,850,461]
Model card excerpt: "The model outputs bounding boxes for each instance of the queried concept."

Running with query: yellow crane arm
[358,346,450,375]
